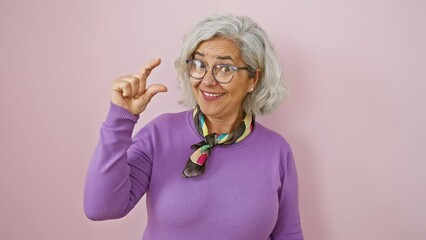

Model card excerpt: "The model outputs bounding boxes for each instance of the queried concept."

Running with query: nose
[201,68,219,86]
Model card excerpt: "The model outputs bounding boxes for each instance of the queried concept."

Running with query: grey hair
[175,14,287,115]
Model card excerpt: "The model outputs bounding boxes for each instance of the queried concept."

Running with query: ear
[248,68,261,93]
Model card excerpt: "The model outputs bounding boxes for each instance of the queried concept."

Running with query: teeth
[203,91,225,97]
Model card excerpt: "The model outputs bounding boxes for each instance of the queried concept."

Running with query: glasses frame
[185,59,254,84]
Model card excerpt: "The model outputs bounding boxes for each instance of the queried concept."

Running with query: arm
[271,148,304,240]
[83,103,152,220]
[83,59,167,220]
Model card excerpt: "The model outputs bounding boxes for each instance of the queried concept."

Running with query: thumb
[143,84,168,102]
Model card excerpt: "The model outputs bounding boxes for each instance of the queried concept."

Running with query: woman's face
[190,37,258,121]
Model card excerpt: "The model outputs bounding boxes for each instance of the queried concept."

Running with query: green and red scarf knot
[182,106,254,178]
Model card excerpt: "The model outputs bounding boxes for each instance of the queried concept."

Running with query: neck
[205,110,244,135]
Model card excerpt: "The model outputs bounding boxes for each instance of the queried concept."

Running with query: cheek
[190,80,199,90]
[191,78,200,85]
[223,85,247,99]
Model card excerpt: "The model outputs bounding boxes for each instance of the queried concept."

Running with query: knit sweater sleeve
[84,103,153,221]
[271,147,304,240]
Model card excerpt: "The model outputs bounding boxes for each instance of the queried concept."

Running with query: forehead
[194,37,241,61]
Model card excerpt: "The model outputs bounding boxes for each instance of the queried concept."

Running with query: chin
[198,102,218,115]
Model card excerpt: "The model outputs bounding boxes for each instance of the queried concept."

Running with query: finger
[139,58,161,94]
[142,84,168,103]
[114,76,141,98]
[112,79,132,97]
[129,74,140,97]
[140,58,161,75]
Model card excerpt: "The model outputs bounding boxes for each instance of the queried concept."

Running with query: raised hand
[111,58,168,115]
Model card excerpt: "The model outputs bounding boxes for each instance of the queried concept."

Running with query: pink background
[1,0,425,239]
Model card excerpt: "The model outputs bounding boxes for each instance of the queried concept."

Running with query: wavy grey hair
[175,14,286,115]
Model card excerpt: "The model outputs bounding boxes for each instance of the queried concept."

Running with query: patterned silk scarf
[182,106,254,178]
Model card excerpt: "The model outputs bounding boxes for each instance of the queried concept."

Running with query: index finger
[138,58,161,96]
[140,58,161,76]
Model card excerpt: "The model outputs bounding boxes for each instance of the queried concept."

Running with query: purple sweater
[84,103,304,240]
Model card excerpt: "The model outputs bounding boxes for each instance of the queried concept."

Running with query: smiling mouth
[202,91,225,97]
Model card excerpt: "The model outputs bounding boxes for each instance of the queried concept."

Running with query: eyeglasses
[186,59,254,84]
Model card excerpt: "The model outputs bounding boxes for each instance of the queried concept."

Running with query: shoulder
[136,109,191,128]
[147,109,192,129]
[249,122,297,184]
[133,109,192,138]
[252,121,291,152]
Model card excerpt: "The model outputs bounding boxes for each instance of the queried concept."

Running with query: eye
[220,65,232,72]
[216,65,234,76]
[193,60,206,69]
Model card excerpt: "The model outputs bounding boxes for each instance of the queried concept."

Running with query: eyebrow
[216,55,234,61]
[193,51,205,57]
[193,51,234,62]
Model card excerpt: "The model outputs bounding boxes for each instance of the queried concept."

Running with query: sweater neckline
[185,109,258,150]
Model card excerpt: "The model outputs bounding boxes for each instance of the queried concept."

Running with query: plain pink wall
[1,0,425,239]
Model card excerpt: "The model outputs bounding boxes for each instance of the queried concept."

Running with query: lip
[201,90,225,101]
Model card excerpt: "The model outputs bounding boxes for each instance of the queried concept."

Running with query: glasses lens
[213,65,235,83]
[188,60,205,79]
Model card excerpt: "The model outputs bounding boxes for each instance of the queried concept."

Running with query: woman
[84,15,304,240]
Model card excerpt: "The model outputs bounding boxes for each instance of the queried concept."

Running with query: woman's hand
[111,58,168,115]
